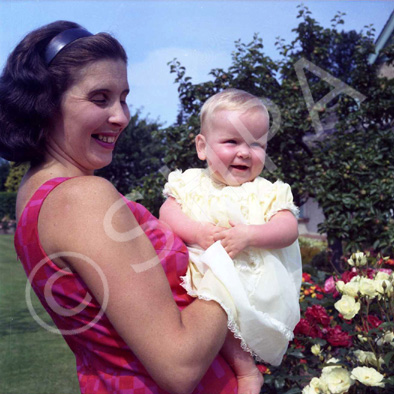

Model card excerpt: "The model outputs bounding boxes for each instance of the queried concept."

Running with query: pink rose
[378,268,392,275]
[324,276,339,297]
[324,276,336,293]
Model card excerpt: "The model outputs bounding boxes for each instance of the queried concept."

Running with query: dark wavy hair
[0,20,127,164]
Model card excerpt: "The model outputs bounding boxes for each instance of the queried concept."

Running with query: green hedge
[0,192,16,220]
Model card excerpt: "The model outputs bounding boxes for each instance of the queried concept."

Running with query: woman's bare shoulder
[38,175,135,257]
[42,175,120,210]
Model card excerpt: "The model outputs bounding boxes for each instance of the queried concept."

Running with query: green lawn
[0,234,80,394]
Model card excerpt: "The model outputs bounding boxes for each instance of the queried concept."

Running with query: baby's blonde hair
[200,88,269,134]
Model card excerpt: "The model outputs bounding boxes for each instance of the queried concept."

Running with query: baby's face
[196,108,268,186]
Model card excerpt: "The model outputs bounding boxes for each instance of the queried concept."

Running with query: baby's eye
[224,140,237,144]
[251,142,261,148]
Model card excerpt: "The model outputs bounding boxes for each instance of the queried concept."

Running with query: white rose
[334,295,361,319]
[311,344,321,356]
[302,377,326,394]
[336,280,345,293]
[354,350,383,368]
[374,278,393,298]
[350,275,361,283]
[357,334,368,343]
[342,281,360,297]
[350,366,385,387]
[375,271,390,281]
[320,366,354,394]
[348,251,367,267]
[323,358,341,371]
[359,277,377,299]
[377,331,394,347]
[354,350,368,364]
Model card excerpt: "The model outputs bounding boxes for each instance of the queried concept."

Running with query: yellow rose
[350,366,385,387]
[359,277,377,299]
[320,366,354,394]
[334,295,361,319]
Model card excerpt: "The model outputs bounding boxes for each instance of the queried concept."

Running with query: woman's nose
[109,102,130,130]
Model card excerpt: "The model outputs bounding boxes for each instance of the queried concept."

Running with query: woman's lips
[92,133,117,149]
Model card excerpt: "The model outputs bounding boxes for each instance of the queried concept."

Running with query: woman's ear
[195,134,207,161]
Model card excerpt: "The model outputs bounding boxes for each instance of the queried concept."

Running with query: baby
[160,88,302,393]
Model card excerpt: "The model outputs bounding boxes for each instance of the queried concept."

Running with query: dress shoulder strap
[16,177,72,228]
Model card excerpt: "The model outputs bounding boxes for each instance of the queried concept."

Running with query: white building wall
[299,198,326,238]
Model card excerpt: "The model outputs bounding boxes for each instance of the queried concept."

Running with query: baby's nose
[237,144,251,158]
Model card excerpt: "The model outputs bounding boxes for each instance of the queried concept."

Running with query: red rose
[386,259,394,266]
[363,315,383,332]
[366,268,375,279]
[294,318,323,338]
[302,273,312,283]
[305,305,331,327]
[257,364,268,374]
[341,270,358,283]
[326,325,352,347]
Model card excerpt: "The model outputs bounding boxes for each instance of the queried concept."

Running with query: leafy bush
[0,192,16,220]
[299,237,328,265]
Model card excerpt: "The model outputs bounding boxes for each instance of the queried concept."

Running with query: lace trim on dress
[180,274,294,364]
[266,203,300,222]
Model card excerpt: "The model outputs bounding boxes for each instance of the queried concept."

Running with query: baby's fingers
[212,229,227,241]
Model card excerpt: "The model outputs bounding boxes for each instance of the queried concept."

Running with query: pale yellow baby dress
[163,168,302,365]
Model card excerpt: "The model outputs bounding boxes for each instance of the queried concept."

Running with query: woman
[0,21,249,394]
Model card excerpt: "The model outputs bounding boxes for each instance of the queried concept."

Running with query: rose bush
[259,251,394,393]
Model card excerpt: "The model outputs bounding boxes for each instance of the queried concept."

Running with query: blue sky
[0,0,393,125]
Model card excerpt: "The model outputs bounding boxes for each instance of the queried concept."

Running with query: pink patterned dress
[14,177,237,394]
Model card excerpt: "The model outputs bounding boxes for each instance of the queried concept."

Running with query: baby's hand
[195,222,226,250]
[213,222,250,258]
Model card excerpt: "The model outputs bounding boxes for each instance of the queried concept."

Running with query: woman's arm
[214,210,299,258]
[39,176,228,394]
[160,196,224,249]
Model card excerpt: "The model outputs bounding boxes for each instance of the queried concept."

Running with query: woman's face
[48,59,130,174]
